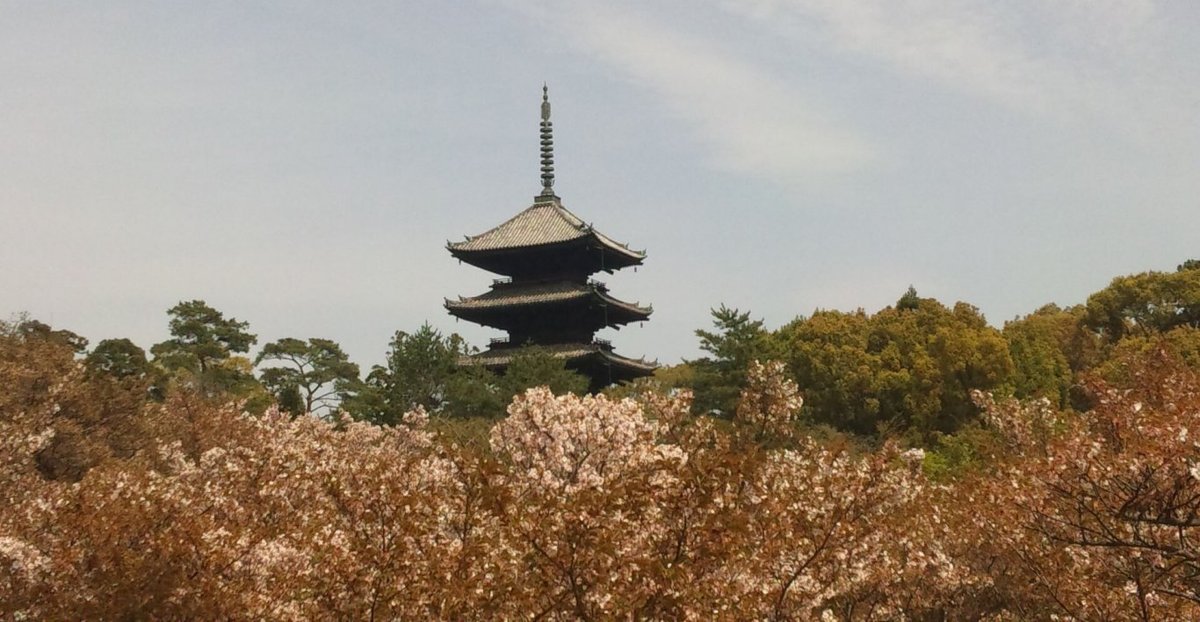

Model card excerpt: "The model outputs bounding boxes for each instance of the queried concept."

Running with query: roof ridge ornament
[538,84,556,199]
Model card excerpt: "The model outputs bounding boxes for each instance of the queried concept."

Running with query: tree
[86,338,150,380]
[776,308,878,434]
[255,338,360,417]
[1002,304,1101,408]
[499,347,588,399]
[776,292,1013,439]
[150,300,258,397]
[1083,268,1200,341]
[348,323,469,425]
[440,348,589,419]
[688,305,776,416]
[14,317,88,353]
[1092,327,1200,387]
[442,364,505,419]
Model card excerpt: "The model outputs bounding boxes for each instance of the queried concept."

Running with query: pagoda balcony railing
[587,278,608,292]
[492,277,512,287]
[489,337,511,348]
[593,338,613,350]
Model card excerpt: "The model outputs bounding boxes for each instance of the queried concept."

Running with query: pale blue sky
[3,1,1198,367]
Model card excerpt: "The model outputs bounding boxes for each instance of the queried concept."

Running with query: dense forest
[3,261,1200,619]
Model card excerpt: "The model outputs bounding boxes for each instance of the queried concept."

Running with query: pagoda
[445,87,656,391]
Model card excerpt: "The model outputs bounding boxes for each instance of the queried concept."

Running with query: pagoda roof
[447,197,645,263]
[463,342,658,374]
[444,281,651,317]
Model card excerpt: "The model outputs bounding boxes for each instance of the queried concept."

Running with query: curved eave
[594,289,653,318]
[591,348,659,374]
[443,288,588,311]
[444,286,651,320]
[460,344,596,367]
[460,343,658,374]
[447,234,645,271]
[588,230,646,264]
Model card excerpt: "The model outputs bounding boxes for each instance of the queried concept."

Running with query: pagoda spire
[539,84,555,198]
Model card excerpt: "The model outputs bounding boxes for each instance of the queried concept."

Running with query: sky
[2,0,1198,368]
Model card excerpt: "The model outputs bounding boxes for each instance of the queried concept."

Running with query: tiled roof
[445,281,652,316]
[447,281,587,308]
[463,342,658,372]
[448,197,645,261]
[593,348,659,372]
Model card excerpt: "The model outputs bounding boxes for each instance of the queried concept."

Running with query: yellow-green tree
[776,290,1013,439]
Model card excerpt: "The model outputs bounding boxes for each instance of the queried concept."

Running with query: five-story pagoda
[445,87,656,391]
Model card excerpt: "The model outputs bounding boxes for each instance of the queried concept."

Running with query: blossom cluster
[3,349,1200,619]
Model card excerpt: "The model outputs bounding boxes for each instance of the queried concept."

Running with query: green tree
[16,317,88,353]
[255,338,360,417]
[500,347,589,399]
[86,338,150,380]
[443,365,505,419]
[688,305,776,415]
[1002,304,1100,407]
[1093,327,1200,387]
[776,308,878,434]
[776,290,1013,439]
[1083,268,1200,341]
[150,300,259,398]
[348,323,469,425]
[442,348,589,419]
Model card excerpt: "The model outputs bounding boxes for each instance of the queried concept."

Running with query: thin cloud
[718,0,1196,139]
[501,0,878,181]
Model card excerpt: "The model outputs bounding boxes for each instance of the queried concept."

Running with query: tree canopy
[688,305,776,416]
[1083,266,1200,341]
[346,323,469,425]
[776,291,1013,438]
[256,338,359,417]
[150,300,261,401]
[86,338,151,380]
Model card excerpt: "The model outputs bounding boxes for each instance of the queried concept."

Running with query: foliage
[150,300,260,398]
[12,317,88,353]
[775,308,878,434]
[255,337,359,417]
[1083,266,1200,341]
[946,347,1200,618]
[777,291,1013,439]
[1,320,159,482]
[1002,304,1094,407]
[348,323,468,425]
[1093,327,1200,388]
[10,261,1200,618]
[7,317,1200,619]
[920,424,1003,481]
[85,338,150,380]
[441,347,589,419]
[498,347,589,398]
[688,305,776,415]
[441,364,505,419]
[735,360,804,442]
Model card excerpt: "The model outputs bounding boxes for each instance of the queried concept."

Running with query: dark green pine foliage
[150,300,259,398]
[688,305,777,416]
[255,337,360,417]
